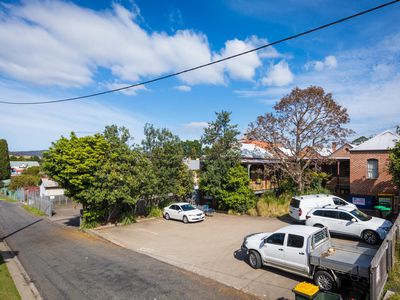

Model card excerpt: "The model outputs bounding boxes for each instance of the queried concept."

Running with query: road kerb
[0,240,42,300]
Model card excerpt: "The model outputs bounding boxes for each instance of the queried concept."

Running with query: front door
[337,211,361,237]
[261,233,286,266]
[284,234,309,274]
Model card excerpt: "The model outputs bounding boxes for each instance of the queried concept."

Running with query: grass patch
[0,193,18,203]
[0,255,21,300]
[386,241,400,299]
[147,206,163,218]
[254,193,290,217]
[22,205,45,217]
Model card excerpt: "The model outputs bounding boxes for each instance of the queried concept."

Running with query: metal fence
[1,187,25,201]
[370,215,400,300]
[27,192,53,217]
[51,194,73,207]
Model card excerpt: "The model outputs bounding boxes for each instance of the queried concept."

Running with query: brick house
[348,130,399,208]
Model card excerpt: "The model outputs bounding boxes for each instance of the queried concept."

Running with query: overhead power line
[1,0,399,105]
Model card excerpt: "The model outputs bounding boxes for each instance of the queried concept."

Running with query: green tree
[248,86,352,192]
[351,136,369,145]
[9,175,40,190]
[22,166,41,176]
[181,140,202,159]
[0,139,11,180]
[389,141,400,189]
[42,132,109,204]
[200,111,241,200]
[142,124,193,203]
[81,126,157,226]
[218,165,255,212]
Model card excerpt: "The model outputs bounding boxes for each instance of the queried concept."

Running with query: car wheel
[164,213,170,220]
[183,216,188,224]
[314,270,336,292]
[248,250,262,269]
[314,224,324,228]
[363,230,379,245]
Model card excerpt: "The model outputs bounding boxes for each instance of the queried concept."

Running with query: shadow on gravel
[0,219,42,241]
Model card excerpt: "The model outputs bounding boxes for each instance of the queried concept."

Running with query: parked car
[241,225,373,291]
[289,194,356,222]
[163,202,205,224]
[305,206,392,244]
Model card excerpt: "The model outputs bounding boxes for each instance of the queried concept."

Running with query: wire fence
[370,214,400,300]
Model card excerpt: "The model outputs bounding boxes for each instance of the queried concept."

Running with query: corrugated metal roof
[350,130,400,151]
[41,178,59,188]
[10,161,40,168]
[241,143,272,159]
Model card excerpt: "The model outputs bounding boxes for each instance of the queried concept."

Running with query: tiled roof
[350,130,400,151]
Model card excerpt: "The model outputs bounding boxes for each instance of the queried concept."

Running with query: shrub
[9,175,40,190]
[256,193,291,217]
[119,212,136,225]
[147,206,163,218]
[247,207,258,216]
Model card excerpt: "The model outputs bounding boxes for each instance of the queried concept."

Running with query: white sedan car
[305,205,392,244]
[163,202,205,224]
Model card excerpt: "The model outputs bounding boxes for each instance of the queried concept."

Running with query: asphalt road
[0,201,255,300]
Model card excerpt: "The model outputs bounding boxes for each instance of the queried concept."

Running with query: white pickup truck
[241,225,375,291]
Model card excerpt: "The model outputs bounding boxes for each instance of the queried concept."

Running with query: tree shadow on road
[0,219,42,241]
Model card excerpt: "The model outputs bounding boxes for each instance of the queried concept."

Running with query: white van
[289,194,356,222]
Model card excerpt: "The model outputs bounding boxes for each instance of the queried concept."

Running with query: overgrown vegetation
[0,255,21,300]
[385,241,400,299]
[22,204,46,216]
[389,141,400,189]
[0,139,11,180]
[43,125,194,228]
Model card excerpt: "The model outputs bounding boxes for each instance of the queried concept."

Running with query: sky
[0,0,399,151]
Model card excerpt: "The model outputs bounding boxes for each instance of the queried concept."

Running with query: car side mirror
[351,218,357,222]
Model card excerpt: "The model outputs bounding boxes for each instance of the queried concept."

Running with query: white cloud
[0,2,280,88]
[261,60,294,86]
[0,81,149,150]
[105,83,149,96]
[236,33,400,137]
[174,85,191,92]
[305,55,338,72]
[185,121,208,128]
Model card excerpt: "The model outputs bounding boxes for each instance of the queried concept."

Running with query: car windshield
[350,209,372,221]
[180,204,196,211]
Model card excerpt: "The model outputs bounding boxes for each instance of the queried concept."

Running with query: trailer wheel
[314,270,336,292]
[248,250,262,269]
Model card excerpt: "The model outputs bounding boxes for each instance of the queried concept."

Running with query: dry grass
[386,242,400,299]
[256,199,289,217]
[247,207,258,217]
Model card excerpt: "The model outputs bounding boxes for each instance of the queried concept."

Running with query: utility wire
[1,0,399,105]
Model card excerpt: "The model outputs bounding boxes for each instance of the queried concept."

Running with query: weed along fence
[27,192,53,217]
[370,214,400,300]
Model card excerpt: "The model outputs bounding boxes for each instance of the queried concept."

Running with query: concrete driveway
[95,214,378,300]
[95,214,299,300]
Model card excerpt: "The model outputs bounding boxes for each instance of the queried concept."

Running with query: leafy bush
[9,175,40,190]
[308,171,330,190]
[217,165,255,213]
[22,166,41,176]
[247,207,258,216]
[256,193,290,217]
[147,206,163,218]
[119,212,136,225]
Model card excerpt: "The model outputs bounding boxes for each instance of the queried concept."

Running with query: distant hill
[9,150,46,157]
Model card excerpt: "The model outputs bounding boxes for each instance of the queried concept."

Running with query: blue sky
[0,0,399,150]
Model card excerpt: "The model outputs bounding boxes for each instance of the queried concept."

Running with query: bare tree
[247,86,353,192]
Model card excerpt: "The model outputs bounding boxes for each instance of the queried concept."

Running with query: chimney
[332,142,337,152]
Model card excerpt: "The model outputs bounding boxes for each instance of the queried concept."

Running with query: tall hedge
[0,139,11,180]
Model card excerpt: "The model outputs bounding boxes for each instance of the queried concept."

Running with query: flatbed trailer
[310,242,376,280]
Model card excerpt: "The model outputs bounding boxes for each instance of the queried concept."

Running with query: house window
[367,159,378,179]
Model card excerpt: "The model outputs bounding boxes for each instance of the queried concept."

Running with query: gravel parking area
[95,214,378,300]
